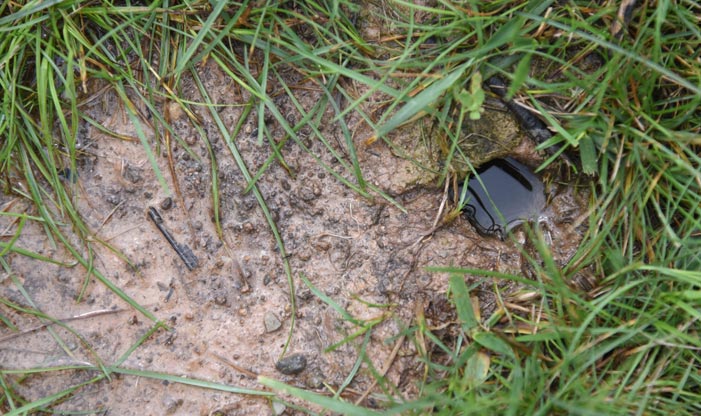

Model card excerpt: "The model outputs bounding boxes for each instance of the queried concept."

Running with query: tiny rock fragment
[264,311,282,333]
[275,353,307,375]
[214,294,227,306]
[163,396,183,414]
[242,222,255,233]
[122,163,143,184]
[167,101,185,120]
[304,369,325,389]
[272,402,286,416]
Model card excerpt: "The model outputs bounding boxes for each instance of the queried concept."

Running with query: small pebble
[160,197,173,210]
[272,401,286,416]
[167,101,185,120]
[305,371,324,389]
[163,396,183,414]
[105,193,121,206]
[122,164,143,184]
[312,183,322,197]
[275,353,307,375]
[264,311,282,333]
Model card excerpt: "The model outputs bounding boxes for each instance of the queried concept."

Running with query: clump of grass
[400,2,701,415]
[0,0,280,412]
[1,11,174,412]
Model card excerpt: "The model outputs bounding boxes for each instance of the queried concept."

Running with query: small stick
[354,334,406,406]
[148,207,198,270]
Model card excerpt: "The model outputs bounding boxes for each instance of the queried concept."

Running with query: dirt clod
[275,353,307,375]
[160,196,173,210]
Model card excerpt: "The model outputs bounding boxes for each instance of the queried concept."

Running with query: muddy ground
[0,44,590,416]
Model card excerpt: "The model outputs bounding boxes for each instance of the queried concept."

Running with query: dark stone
[275,353,307,375]
[160,197,173,210]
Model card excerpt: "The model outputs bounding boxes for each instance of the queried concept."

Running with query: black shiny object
[456,158,545,239]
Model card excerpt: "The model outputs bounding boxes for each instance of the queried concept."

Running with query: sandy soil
[0,44,590,416]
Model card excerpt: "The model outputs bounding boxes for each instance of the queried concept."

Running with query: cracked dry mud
[0,57,590,415]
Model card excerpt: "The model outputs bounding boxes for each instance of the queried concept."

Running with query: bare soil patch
[1,53,589,416]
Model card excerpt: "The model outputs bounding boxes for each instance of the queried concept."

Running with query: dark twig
[148,207,199,271]
[486,76,573,165]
